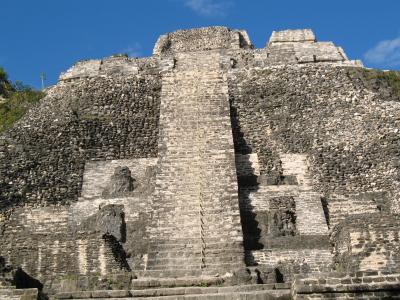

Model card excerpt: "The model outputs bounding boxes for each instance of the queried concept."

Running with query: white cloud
[182,0,231,17]
[364,36,400,68]
[122,42,142,57]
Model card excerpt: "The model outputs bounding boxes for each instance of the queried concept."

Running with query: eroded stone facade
[1,26,399,299]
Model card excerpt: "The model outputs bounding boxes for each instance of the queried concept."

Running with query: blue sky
[1,0,400,89]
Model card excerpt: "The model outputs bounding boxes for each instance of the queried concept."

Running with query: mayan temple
[1,26,400,299]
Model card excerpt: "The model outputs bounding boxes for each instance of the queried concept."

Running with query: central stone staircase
[146,50,244,275]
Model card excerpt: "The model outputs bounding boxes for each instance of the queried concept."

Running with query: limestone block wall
[77,158,155,208]
[100,56,139,75]
[0,157,157,278]
[73,157,157,270]
[257,44,298,66]
[153,26,252,55]
[78,158,157,201]
[292,271,400,299]
[229,65,400,212]
[0,72,161,209]
[268,29,316,43]
[60,56,158,80]
[325,192,383,228]
[332,214,400,273]
[0,61,162,286]
[251,249,332,274]
[59,60,101,80]
[229,62,400,276]
[237,152,330,276]
[252,29,360,67]
[1,26,400,289]
[294,42,345,63]
[0,207,124,279]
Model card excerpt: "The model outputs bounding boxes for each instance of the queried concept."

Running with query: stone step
[131,276,225,289]
[0,286,16,290]
[152,211,240,218]
[149,247,244,257]
[148,233,243,241]
[149,240,243,248]
[153,199,240,205]
[0,284,15,290]
[147,251,242,259]
[149,216,241,223]
[135,290,290,299]
[202,256,244,263]
[147,255,242,266]
[0,288,38,300]
[147,244,199,251]
[146,258,201,267]
[148,228,243,238]
[148,249,243,258]
[145,262,244,272]
[149,243,243,252]
[150,217,242,225]
[152,207,239,213]
[146,249,241,256]
[145,264,202,271]
[133,284,291,296]
[54,284,291,299]
[152,200,240,206]
[132,270,203,279]
[149,250,244,259]
[147,250,202,258]
[56,290,289,299]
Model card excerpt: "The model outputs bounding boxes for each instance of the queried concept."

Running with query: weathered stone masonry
[1,26,400,299]
[0,59,162,288]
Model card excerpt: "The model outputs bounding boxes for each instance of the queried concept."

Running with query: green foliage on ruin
[0,67,14,98]
[360,68,400,97]
[349,68,400,98]
[0,67,45,133]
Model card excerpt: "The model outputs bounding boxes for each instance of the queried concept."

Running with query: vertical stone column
[147,50,244,274]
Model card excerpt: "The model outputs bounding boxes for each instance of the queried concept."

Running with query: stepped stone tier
[1,26,400,299]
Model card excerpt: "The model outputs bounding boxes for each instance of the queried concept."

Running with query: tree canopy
[0,66,45,133]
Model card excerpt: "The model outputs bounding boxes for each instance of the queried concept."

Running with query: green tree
[0,66,45,133]
[0,67,14,98]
